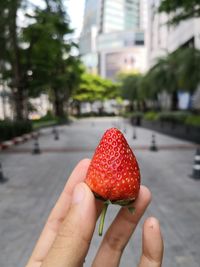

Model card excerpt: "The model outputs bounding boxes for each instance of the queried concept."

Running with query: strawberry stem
[99,202,109,236]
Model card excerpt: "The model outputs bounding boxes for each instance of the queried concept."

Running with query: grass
[32,120,57,129]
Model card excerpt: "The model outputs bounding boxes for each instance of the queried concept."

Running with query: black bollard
[133,127,137,139]
[0,162,8,183]
[192,148,200,179]
[150,133,158,151]
[32,136,41,154]
[54,128,59,140]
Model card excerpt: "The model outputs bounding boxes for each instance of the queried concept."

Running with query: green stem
[98,202,109,236]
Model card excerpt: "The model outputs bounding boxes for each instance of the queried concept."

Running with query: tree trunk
[171,91,178,110]
[9,0,24,120]
[76,101,81,116]
[13,90,24,120]
[53,89,65,118]
[129,102,134,112]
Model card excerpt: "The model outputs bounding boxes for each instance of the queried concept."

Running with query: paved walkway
[0,117,199,267]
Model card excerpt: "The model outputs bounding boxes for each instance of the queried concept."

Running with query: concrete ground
[0,117,199,267]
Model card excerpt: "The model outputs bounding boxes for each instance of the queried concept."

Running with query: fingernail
[148,217,160,230]
[72,183,86,204]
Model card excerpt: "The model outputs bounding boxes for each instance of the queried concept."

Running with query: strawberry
[85,127,140,235]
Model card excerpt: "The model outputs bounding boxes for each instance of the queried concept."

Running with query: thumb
[138,217,164,267]
[42,183,97,267]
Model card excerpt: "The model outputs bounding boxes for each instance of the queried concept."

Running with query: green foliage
[126,111,144,119]
[0,0,83,119]
[22,2,83,117]
[142,110,200,127]
[32,120,57,130]
[0,120,32,142]
[158,111,190,123]
[146,54,178,95]
[185,115,200,127]
[32,109,69,129]
[158,0,200,25]
[37,110,55,121]
[175,48,200,93]
[73,73,119,103]
[143,48,200,101]
[118,73,143,101]
[144,111,159,121]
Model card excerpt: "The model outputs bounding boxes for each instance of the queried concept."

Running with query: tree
[0,0,82,119]
[158,0,200,24]
[22,0,83,118]
[118,73,143,111]
[143,52,181,110]
[72,73,119,115]
[0,0,26,120]
[175,47,200,93]
[141,48,200,110]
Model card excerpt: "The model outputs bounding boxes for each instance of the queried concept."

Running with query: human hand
[26,159,163,267]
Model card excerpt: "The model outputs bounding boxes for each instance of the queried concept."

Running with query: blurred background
[0,0,200,267]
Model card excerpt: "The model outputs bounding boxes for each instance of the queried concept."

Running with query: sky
[65,0,85,37]
[27,0,85,37]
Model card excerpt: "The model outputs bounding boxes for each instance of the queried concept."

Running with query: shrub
[158,111,189,123]
[130,111,144,119]
[185,115,200,127]
[144,111,158,121]
[0,120,32,142]
[38,110,55,121]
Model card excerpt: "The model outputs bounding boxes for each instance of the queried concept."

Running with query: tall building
[98,0,140,33]
[79,0,100,74]
[79,0,148,80]
[147,0,200,110]
[147,0,200,68]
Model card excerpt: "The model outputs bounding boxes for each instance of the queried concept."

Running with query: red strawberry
[85,128,140,235]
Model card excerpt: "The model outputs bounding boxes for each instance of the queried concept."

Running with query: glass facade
[82,0,99,33]
[79,0,147,78]
[100,0,140,33]
[97,30,144,51]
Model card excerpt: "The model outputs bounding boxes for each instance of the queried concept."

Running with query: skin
[26,158,164,267]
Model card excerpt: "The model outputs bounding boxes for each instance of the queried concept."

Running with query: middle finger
[92,185,151,267]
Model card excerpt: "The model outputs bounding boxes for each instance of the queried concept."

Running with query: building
[79,0,99,74]
[147,0,200,110]
[147,0,200,68]
[79,0,148,80]
[98,0,140,34]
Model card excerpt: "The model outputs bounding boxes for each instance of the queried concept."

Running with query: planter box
[131,118,200,144]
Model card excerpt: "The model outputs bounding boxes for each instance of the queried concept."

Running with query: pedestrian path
[0,117,199,267]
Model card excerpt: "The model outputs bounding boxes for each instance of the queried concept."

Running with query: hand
[26,159,163,267]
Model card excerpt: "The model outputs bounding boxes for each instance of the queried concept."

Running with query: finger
[92,186,151,267]
[42,183,97,267]
[26,158,91,267]
[138,217,164,267]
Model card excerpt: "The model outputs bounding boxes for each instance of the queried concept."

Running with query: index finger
[26,158,91,266]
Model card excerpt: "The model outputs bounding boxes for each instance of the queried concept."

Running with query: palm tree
[175,47,200,94]
[143,48,200,110]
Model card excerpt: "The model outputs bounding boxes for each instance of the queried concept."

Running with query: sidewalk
[0,118,199,267]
